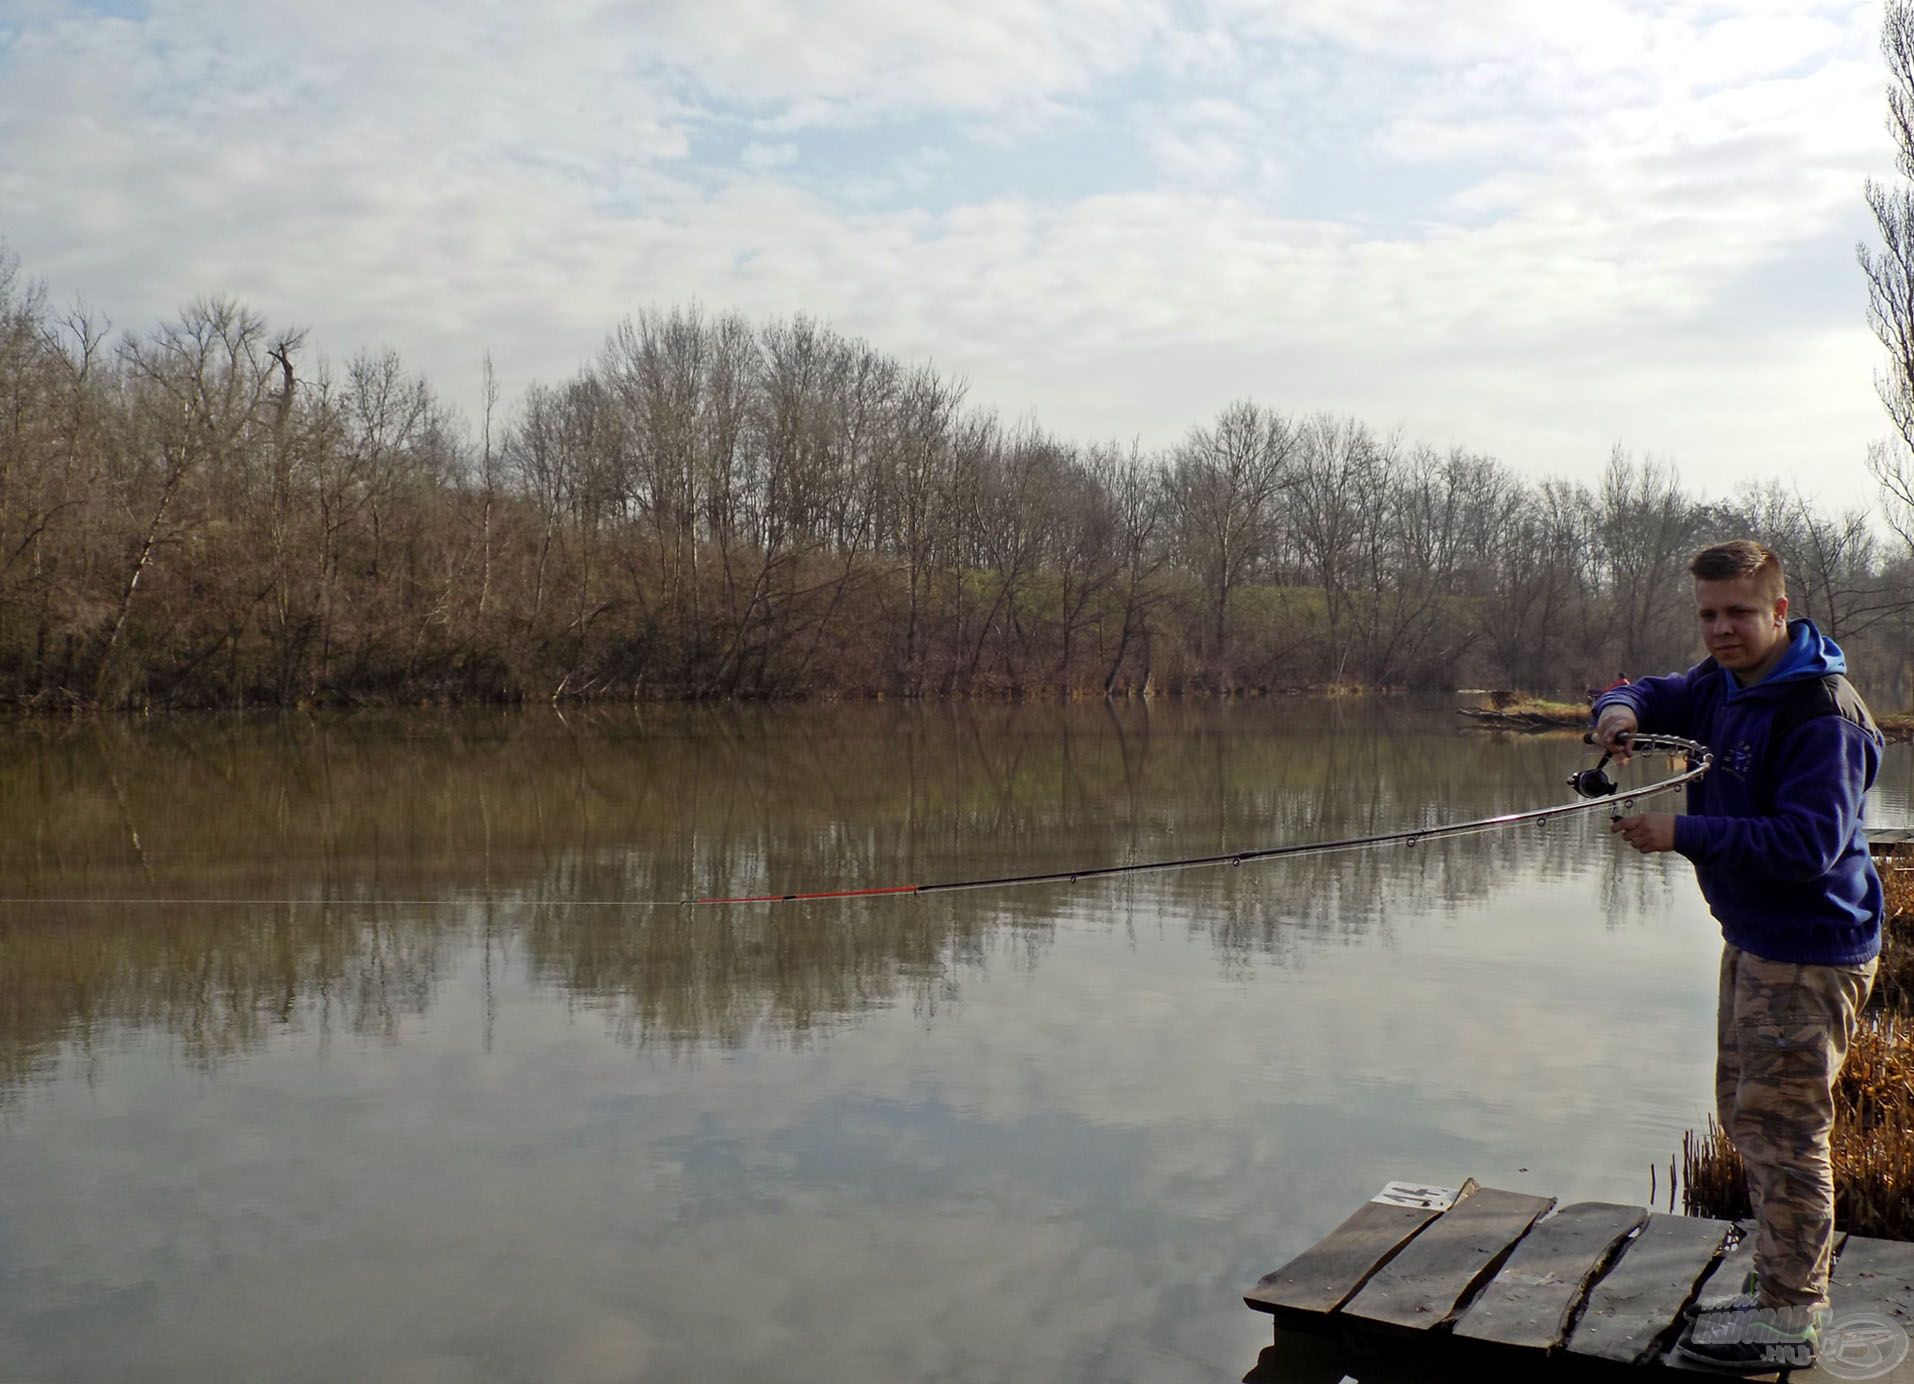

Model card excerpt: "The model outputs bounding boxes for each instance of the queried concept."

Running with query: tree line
[2,248,1911,710]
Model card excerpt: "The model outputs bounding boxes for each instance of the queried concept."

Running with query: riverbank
[1455,697,1588,732]
[1459,698,1914,743]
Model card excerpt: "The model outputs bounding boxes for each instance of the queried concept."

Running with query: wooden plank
[1687,1222,1758,1309]
[1341,1187,1556,1332]
[1866,827,1914,850]
[1245,1200,1446,1318]
[1565,1213,1732,1364]
[1451,1201,1648,1350]
[1657,1224,1771,1375]
[1795,1236,1914,1384]
[1828,1234,1914,1320]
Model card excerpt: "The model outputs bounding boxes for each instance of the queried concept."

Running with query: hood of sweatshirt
[1724,618,1844,701]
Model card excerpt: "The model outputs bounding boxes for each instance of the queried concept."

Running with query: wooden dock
[1246,1181,1914,1381]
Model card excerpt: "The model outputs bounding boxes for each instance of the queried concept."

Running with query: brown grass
[1886,857,1913,918]
[1681,1019,1914,1239]
[1498,697,1587,719]
[1679,852,1914,1240]
[1456,695,1588,730]
[1879,861,1914,1013]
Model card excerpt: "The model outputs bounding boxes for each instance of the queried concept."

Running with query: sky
[0,0,1903,511]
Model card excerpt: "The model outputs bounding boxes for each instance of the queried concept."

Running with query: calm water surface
[2,701,1909,1383]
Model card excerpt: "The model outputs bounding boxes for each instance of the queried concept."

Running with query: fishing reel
[1568,729,1624,797]
[1567,758,1619,799]
[1569,731,1710,801]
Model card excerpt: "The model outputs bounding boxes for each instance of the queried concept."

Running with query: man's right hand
[1594,705,1639,762]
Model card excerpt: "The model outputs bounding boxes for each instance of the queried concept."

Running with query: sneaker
[1687,1270,1759,1318]
[1676,1303,1825,1374]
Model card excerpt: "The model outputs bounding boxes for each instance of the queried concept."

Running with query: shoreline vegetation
[1678,852,1914,1241]
[3,249,1913,712]
[1457,697,1914,742]
[1455,695,1590,731]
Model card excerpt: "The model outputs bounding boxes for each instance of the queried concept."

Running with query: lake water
[2,701,1909,1383]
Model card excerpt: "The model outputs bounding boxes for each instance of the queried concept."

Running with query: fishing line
[0,734,1709,911]
[692,734,1709,903]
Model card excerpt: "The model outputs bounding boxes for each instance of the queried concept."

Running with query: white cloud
[838,144,952,205]
[1377,114,1539,164]
[0,0,1900,509]
[1133,95,1276,188]
[638,0,1172,124]
[740,141,798,170]
[1688,11,1849,84]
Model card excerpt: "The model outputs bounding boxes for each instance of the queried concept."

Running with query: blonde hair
[1689,539,1785,603]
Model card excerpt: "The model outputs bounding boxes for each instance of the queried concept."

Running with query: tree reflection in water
[0,700,1676,1094]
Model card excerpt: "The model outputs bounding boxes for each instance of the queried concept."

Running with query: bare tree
[1289,413,1383,680]
[1091,443,1169,694]
[1163,400,1295,679]
[1595,448,1696,675]
[104,298,277,701]
[1863,0,1914,552]
[1794,502,1903,640]
[4,239,1911,707]
[880,365,966,694]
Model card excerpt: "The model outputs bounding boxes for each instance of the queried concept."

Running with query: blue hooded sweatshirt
[1591,619,1882,966]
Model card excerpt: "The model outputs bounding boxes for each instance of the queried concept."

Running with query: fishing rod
[688,733,1712,905]
[0,734,1707,911]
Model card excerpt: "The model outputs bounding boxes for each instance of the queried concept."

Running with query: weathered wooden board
[1685,1223,1758,1310]
[1564,1213,1731,1364]
[1659,1225,1790,1376]
[1451,1201,1649,1350]
[1341,1188,1556,1332]
[1246,1182,1908,1378]
[1245,1199,1447,1318]
[1796,1236,1914,1384]
[1866,827,1914,851]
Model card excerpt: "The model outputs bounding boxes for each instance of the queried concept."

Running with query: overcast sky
[0,0,1900,510]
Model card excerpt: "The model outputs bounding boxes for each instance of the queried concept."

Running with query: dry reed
[1678,849,1914,1240]
[1877,859,1914,1012]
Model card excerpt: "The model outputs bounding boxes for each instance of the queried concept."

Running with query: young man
[1592,539,1882,1373]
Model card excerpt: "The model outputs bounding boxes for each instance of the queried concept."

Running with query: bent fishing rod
[0,734,1707,910]
[689,732,1712,905]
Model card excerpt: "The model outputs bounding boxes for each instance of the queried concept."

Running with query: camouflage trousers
[1715,943,1876,1309]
